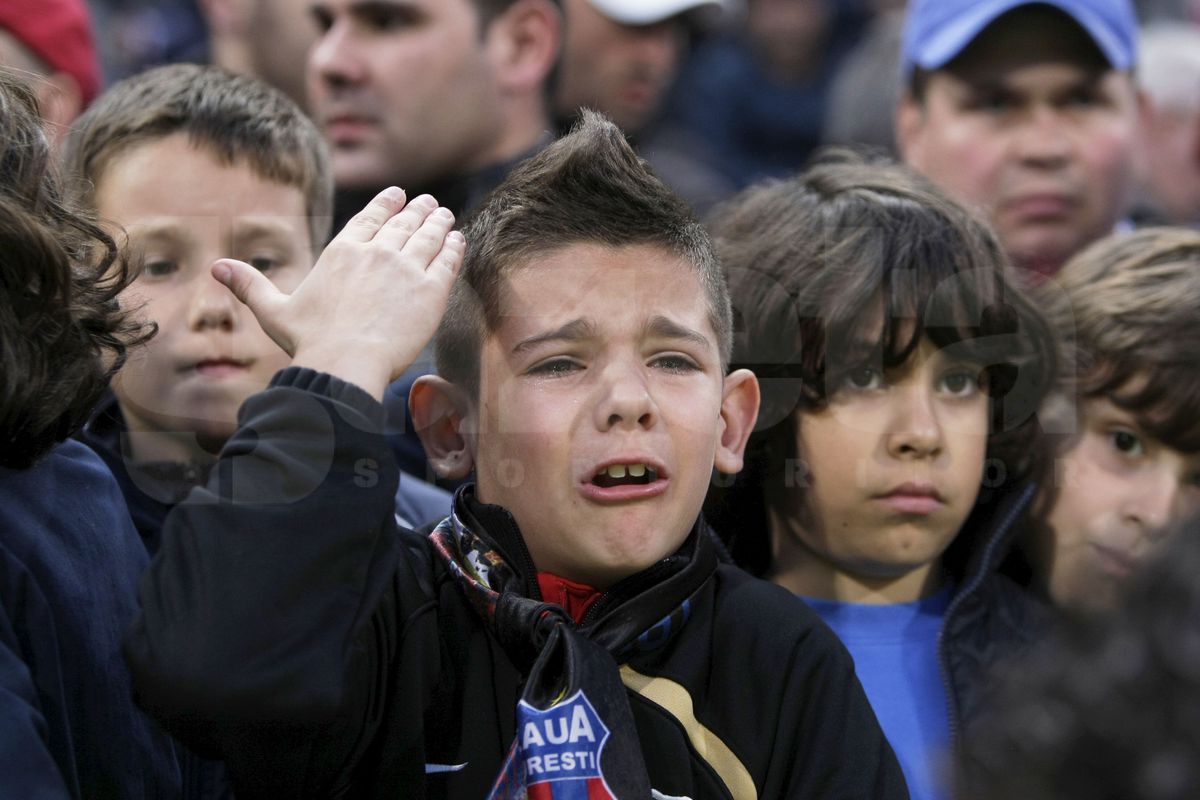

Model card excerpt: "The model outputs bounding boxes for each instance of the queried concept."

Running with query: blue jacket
[0,440,181,798]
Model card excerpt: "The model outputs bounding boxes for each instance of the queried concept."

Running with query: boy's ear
[713,368,761,474]
[409,375,476,480]
[485,0,562,94]
[895,90,926,166]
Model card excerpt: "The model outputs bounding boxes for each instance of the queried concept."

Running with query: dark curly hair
[0,70,151,469]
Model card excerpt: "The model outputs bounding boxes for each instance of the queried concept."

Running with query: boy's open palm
[212,189,464,399]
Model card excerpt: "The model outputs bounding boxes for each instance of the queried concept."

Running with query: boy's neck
[120,427,222,467]
[771,560,946,605]
[768,519,947,604]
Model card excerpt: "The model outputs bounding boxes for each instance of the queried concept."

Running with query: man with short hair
[308,0,562,227]
[896,0,1144,280]
[307,0,563,480]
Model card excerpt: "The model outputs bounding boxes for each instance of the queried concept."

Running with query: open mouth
[591,463,659,489]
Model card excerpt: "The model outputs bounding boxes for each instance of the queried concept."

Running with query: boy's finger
[427,230,466,288]
[373,194,439,251]
[212,259,288,343]
[398,207,457,267]
[338,187,407,244]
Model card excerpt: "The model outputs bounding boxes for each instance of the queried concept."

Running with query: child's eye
[530,358,582,377]
[938,369,982,397]
[650,354,699,373]
[142,259,179,278]
[1109,428,1144,457]
[843,366,883,391]
[248,256,280,273]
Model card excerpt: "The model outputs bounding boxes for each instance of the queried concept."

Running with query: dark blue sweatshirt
[0,440,181,799]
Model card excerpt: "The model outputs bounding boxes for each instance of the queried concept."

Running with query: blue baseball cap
[901,0,1138,77]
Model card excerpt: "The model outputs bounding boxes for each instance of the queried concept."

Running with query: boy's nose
[594,362,656,431]
[885,387,943,459]
[189,273,238,331]
[1123,467,1185,536]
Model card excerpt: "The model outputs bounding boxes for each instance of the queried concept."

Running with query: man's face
[1037,395,1200,613]
[556,0,683,134]
[248,0,321,111]
[899,8,1140,278]
[96,133,313,454]
[778,339,989,602]
[465,243,751,587]
[307,0,506,189]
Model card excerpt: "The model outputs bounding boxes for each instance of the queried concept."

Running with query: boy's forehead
[495,243,714,332]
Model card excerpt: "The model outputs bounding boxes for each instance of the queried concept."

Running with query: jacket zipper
[935,482,1037,754]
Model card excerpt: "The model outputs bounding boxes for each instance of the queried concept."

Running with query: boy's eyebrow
[643,315,712,350]
[511,318,598,355]
[232,218,303,241]
[123,219,191,241]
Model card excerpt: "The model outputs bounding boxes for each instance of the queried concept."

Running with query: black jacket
[125,368,909,799]
[938,482,1052,744]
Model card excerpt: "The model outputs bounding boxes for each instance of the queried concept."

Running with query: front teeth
[596,463,650,479]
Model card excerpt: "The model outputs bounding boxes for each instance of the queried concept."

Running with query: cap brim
[586,0,726,26]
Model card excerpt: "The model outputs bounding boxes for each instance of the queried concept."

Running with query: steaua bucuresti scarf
[429,492,708,800]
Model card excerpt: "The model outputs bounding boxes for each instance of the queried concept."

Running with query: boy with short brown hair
[64,63,447,549]
[125,112,908,799]
[1030,227,1200,613]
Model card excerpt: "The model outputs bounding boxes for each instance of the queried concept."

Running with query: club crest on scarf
[487,690,617,800]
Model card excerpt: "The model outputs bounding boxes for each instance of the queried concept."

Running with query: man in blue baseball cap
[895,0,1144,281]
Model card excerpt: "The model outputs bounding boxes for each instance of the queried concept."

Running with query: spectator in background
[307,0,561,230]
[1132,23,1200,226]
[305,0,562,483]
[554,0,738,213]
[822,0,906,155]
[554,0,723,136]
[896,0,1144,282]
[199,0,318,111]
[663,0,866,191]
[0,0,100,152]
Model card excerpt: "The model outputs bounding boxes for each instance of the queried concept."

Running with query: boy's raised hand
[212,189,463,400]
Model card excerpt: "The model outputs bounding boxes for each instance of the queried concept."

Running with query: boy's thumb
[212,259,287,339]
[213,258,278,312]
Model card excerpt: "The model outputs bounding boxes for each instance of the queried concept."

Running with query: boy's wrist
[290,345,391,401]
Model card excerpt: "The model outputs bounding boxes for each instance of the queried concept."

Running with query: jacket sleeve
[123,367,414,796]
[0,602,72,800]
